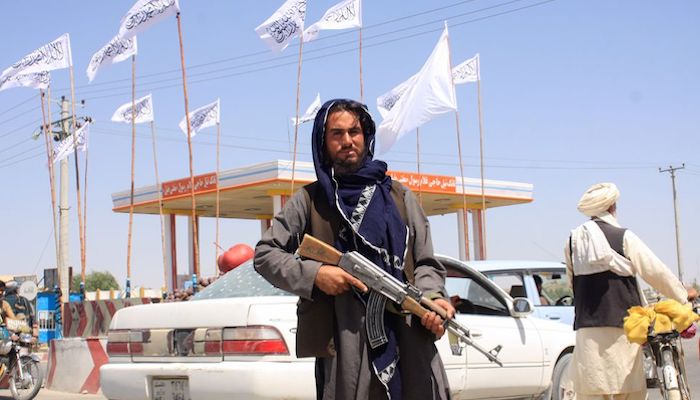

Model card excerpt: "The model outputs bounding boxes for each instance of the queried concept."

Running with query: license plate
[151,377,191,400]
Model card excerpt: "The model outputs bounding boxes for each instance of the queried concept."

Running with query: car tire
[551,352,574,400]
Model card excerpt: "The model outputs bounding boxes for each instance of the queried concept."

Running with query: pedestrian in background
[564,182,693,400]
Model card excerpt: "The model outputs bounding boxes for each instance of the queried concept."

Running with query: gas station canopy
[112,160,533,218]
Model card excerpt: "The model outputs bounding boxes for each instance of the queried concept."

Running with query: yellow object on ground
[624,299,699,344]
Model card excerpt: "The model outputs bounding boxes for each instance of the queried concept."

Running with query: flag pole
[125,54,137,298]
[215,120,221,276]
[83,121,90,282]
[358,27,364,102]
[290,32,305,197]
[176,12,200,280]
[68,64,87,291]
[150,121,169,293]
[416,127,422,206]
[445,23,470,260]
[39,89,60,268]
[476,76,487,259]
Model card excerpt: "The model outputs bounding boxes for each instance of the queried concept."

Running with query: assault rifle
[298,234,503,366]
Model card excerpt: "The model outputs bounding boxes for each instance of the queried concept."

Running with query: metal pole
[659,164,685,283]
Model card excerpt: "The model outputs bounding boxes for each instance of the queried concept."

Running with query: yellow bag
[624,299,700,344]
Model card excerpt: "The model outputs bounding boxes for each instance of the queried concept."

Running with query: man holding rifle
[255,99,455,400]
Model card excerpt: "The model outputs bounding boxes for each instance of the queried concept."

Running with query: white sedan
[100,256,575,400]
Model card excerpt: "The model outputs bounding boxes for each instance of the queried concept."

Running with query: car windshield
[191,261,291,300]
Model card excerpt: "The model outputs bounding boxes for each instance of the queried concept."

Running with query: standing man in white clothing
[564,182,693,400]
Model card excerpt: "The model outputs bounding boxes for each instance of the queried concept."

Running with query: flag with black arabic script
[0,71,50,93]
[376,74,417,119]
[303,0,361,43]
[111,94,154,124]
[452,53,480,84]
[87,36,137,82]
[179,99,219,137]
[0,33,72,82]
[53,122,90,164]
[255,0,307,52]
[291,93,321,125]
[117,0,180,40]
[376,25,457,153]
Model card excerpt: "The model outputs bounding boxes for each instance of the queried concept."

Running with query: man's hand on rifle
[315,265,369,296]
[421,298,456,339]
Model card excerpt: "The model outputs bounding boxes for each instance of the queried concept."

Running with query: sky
[1,0,698,291]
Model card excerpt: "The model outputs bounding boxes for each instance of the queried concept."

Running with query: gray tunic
[255,184,451,400]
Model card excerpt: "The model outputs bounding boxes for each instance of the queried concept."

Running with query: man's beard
[331,149,366,175]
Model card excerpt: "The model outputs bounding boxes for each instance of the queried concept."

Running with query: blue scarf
[311,99,408,399]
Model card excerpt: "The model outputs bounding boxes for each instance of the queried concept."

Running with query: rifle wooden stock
[298,234,343,265]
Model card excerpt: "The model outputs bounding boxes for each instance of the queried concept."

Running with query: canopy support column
[457,209,470,261]
[164,214,177,292]
[188,215,199,278]
[472,210,486,260]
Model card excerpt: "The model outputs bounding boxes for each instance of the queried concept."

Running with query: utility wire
[76,0,535,98]
[0,105,40,126]
[60,0,555,101]
[89,127,658,172]
[1,0,556,113]
[61,0,505,92]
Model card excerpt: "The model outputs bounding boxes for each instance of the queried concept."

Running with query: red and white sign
[388,171,456,194]
[162,173,217,199]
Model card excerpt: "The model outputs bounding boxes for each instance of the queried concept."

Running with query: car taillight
[106,330,130,356]
[222,326,289,355]
[193,328,222,356]
[106,329,150,356]
[129,329,148,355]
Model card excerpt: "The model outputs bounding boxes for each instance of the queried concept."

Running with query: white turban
[577,182,619,217]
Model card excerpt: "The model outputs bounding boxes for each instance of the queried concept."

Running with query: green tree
[71,271,120,292]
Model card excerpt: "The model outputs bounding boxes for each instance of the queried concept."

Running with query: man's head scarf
[311,99,407,397]
[577,182,619,217]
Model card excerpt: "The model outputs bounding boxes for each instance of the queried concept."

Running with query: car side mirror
[511,297,534,318]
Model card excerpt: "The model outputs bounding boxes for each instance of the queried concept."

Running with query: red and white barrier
[64,298,153,338]
[46,337,108,394]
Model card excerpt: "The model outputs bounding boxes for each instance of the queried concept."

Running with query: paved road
[0,389,105,400]
[1,338,697,399]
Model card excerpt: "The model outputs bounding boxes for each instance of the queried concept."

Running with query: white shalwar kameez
[564,212,687,400]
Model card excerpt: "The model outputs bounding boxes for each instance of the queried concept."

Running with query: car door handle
[547,315,560,320]
[470,330,483,338]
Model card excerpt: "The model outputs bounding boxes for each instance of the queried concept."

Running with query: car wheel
[551,352,575,400]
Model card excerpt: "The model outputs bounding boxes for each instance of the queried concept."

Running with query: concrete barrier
[46,337,107,394]
[64,298,154,338]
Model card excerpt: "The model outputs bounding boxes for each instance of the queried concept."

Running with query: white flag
[118,0,180,40]
[0,71,50,93]
[1,33,72,81]
[87,36,138,82]
[179,99,220,137]
[53,122,90,164]
[111,94,154,124]
[303,0,362,43]
[376,25,457,153]
[376,74,417,119]
[291,93,321,125]
[452,53,480,84]
[255,0,307,52]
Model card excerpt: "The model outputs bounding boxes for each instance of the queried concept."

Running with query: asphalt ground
[0,337,697,399]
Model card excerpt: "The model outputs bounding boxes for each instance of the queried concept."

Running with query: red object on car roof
[217,244,254,273]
